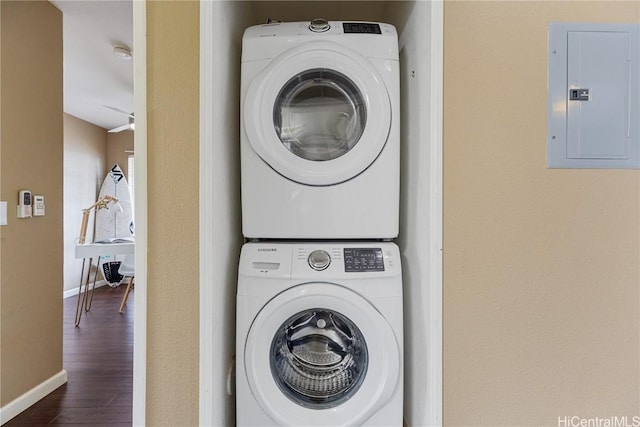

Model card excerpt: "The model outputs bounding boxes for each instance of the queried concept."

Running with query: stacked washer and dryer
[236,19,403,426]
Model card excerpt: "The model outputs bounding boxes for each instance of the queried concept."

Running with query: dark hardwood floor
[6,285,133,426]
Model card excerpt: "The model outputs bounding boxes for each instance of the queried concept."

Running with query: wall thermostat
[33,195,45,216]
[17,190,32,218]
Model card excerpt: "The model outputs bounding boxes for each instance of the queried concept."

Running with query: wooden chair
[117,254,135,313]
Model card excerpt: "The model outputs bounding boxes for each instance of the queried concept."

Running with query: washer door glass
[270,308,368,409]
[274,69,366,162]
[244,283,400,426]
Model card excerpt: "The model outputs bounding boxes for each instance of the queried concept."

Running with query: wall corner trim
[0,370,68,425]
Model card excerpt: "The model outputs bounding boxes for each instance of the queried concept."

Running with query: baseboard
[0,369,68,425]
[63,280,109,299]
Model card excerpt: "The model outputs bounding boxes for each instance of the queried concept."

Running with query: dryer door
[244,282,400,426]
[244,41,392,186]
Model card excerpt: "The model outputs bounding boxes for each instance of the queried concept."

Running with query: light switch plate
[0,201,7,226]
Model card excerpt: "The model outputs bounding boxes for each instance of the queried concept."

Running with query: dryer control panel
[343,22,382,34]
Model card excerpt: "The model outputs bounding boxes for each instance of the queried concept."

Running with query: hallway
[6,286,133,425]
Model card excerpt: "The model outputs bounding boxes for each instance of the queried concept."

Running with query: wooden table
[74,241,135,326]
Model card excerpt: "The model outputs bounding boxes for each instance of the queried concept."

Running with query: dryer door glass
[273,69,367,161]
[270,308,368,409]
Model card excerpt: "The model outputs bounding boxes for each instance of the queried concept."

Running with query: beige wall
[443,1,640,425]
[0,0,64,405]
[146,1,199,424]
[63,113,107,292]
[107,130,133,180]
[143,1,639,424]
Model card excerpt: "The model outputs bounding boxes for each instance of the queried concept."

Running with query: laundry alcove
[199,2,442,425]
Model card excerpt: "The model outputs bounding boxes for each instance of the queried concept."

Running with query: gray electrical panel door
[548,23,640,169]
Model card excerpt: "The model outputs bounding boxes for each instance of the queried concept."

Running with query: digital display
[344,248,384,272]
[342,23,382,35]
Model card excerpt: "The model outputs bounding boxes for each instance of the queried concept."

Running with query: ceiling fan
[105,105,134,133]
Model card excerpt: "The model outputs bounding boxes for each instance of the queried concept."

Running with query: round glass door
[270,308,368,409]
[243,41,392,186]
[274,69,367,162]
[243,283,400,426]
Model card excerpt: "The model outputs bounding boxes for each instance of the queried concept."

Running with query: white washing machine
[236,242,403,426]
[241,20,400,239]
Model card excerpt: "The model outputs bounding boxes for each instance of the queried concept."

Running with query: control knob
[308,250,331,271]
[309,18,330,33]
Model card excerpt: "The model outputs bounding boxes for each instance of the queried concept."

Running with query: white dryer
[241,20,400,239]
[236,242,403,426]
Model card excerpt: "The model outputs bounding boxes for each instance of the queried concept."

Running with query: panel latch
[569,88,590,101]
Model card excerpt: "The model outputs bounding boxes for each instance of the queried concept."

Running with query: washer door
[244,41,392,186]
[244,283,400,426]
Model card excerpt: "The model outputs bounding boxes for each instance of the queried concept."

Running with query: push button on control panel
[308,250,331,271]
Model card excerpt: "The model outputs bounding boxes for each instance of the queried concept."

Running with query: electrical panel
[547,23,640,169]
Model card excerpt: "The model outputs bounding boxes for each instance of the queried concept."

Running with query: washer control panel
[344,248,385,272]
[240,244,399,279]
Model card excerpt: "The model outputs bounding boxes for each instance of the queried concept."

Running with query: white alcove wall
[199,2,443,426]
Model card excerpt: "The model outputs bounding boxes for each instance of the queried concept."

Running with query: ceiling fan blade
[108,115,135,133]
[108,123,131,133]
[104,105,134,118]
